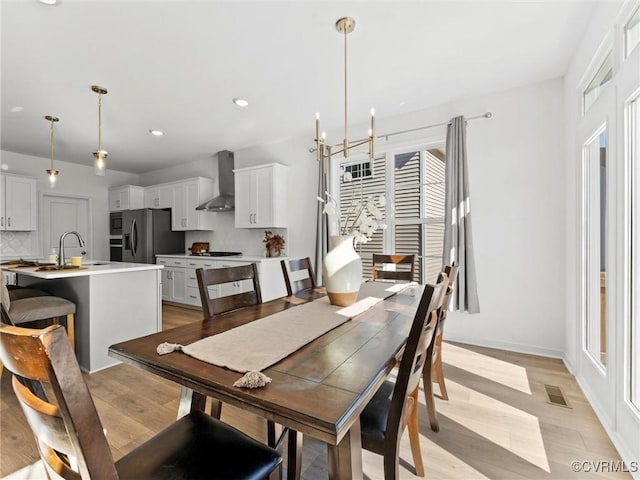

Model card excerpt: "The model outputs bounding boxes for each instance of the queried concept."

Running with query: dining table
[109,280,425,480]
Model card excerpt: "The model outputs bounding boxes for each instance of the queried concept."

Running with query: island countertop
[1,261,163,280]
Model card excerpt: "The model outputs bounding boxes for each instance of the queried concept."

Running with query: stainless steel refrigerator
[122,209,185,264]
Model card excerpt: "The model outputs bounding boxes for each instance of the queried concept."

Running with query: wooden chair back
[389,274,447,425]
[442,261,460,316]
[372,254,416,281]
[0,323,118,479]
[280,258,316,296]
[196,264,262,321]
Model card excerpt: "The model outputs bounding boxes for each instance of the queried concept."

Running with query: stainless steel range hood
[196,150,235,211]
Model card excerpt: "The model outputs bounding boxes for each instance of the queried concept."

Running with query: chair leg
[433,331,448,400]
[407,388,425,477]
[423,355,439,433]
[287,429,303,480]
[66,314,75,349]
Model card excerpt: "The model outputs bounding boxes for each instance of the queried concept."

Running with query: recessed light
[10,106,24,113]
[149,129,164,136]
[232,97,249,107]
[39,0,58,5]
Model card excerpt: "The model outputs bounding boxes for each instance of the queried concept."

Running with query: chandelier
[44,115,59,187]
[91,85,108,176]
[315,17,374,162]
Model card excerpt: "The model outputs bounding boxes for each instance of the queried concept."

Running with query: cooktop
[189,252,243,257]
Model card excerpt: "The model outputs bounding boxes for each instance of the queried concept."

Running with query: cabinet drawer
[218,260,261,275]
[185,287,202,306]
[186,259,217,269]
[186,270,199,288]
[162,258,186,267]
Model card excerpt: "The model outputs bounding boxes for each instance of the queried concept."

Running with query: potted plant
[263,231,285,257]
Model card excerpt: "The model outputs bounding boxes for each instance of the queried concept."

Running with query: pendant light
[91,85,108,176]
[45,115,59,188]
[314,17,375,161]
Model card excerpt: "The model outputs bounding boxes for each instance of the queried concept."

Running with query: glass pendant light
[45,115,59,188]
[91,85,108,176]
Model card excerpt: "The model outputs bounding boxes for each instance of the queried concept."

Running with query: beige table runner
[176,281,417,373]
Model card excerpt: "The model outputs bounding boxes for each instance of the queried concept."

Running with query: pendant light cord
[50,118,54,170]
[97,93,102,152]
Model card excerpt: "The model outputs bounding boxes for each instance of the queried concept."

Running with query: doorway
[40,194,91,260]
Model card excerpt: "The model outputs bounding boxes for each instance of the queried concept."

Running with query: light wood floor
[1,304,628,479]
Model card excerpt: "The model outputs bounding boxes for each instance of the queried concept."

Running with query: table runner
[162,281,417,374]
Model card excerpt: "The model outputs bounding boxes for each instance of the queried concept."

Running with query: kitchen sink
[83,261,112,266]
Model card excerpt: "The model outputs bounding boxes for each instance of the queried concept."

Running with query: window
[337,146,446,284]
[339,156,385,279]
[625,6,640,57]
[628,95,639,408]
[343,160,372,180]
[583,126,608,369]
[584,51,613,113]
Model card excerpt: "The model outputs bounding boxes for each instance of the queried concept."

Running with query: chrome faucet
[58,231,86,267]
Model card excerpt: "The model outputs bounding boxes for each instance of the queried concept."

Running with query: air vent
[544,384,571,408]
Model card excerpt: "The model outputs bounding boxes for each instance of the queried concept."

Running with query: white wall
[418,80,567,358]
[0,150,139,260]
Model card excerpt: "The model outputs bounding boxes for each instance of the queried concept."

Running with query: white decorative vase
[323,235,362,307]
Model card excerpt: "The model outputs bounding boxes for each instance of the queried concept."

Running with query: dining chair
[360,274,447,479]
[195,263,294,478]
[196,263,262,321]
[422,262,459,432]
[372,254,416,282]
[0,323,282,480]
[280,257,315,296]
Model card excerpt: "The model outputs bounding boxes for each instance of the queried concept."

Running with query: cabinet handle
[1,217,3,227]
[168,271,172,279]
[174,261,181,265]
[204,263,213,267]
[155,198,159,207]
[189,276,196,280]
[190,295,197,299]
[7,218,10,227]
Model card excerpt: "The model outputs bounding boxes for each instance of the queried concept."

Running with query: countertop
[155,254,289,262]
[1,261,163,279]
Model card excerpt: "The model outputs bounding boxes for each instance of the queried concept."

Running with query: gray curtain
[443,116,480,313]
[314,152,330,286]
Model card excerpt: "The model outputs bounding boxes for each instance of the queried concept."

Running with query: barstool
[1,277,75,347]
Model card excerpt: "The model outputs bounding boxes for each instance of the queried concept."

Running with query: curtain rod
[309,111,492,153]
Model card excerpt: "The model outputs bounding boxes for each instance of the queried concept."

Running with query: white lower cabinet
[156,256,287,306]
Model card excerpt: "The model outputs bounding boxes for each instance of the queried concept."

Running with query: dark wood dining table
[109,281,424,480]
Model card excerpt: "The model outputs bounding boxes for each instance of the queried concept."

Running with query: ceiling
[1,0,602,174]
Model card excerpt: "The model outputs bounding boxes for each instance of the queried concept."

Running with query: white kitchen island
[6,262,163,373]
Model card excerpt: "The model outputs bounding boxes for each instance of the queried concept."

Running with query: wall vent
[544,384,571,408]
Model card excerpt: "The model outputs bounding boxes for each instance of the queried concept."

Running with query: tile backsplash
[0,231,40,259]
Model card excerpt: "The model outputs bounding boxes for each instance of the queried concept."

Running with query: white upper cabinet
[144,184,172,209]
[1,173,37,231]
[171,177,216,231]
[108,185,144,211]
[234,163,288,228]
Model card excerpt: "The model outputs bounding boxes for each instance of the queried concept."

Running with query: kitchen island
[4,262,163,373]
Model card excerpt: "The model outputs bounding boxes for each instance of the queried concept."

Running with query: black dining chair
[360,274,448,479]
[424,261,460,432]
[280,257,315,296]
[196,263,294,477]
[372,254,416,282]
[0,323,282,480]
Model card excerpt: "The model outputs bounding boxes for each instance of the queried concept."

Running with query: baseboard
[574,375,640,480]
[443,333,564,359]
